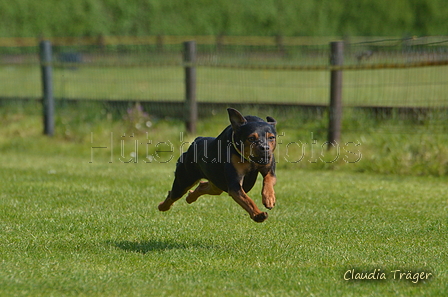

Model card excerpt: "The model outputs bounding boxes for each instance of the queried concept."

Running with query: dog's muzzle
[250,145,274,164]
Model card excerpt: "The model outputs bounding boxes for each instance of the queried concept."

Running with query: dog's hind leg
[158,161,201,211]
[158,178,199,211]
[186,181,223,204]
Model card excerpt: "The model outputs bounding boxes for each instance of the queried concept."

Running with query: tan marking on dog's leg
[229,189,268,223]
[158,191,175,211]
[186,181,223,204]
[262,173,276,210]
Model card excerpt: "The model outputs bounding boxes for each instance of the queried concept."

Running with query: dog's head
[228,108,277,164]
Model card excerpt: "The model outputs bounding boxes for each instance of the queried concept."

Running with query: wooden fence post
[275,34,285,55]
[216,34,224,52]
[39,40,54,136]
[327,41,344,148]
[157,35,164,52]
[184,41,197,134]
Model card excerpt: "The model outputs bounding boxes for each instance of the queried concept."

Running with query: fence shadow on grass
[107,239,213,254]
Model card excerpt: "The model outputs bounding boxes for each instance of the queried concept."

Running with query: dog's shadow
[107,239,210,254]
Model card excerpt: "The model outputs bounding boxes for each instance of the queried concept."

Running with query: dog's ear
[227,108,247,131]
[266,116,277,126]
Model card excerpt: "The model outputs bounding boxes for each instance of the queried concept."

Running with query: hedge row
[1,0,447,37]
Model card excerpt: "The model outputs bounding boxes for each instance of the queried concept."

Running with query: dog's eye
[248,136,256,143]
[269,136,276,141]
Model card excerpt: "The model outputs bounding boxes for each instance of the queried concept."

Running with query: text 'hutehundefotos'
[89,132,362,164]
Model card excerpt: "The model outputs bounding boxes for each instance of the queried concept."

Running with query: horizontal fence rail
[2,35,448,47]
[6,59,448,71]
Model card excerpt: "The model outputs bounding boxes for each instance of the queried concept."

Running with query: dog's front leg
[226,178,267,222]
[261,170,276,210]
[226,161,268,222]
[228,187,268,222]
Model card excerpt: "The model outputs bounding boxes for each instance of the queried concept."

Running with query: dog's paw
[158,200,173,211]
[263,200,275,210]
[253,212,268,223]
[262,191,276,210]
[185,190,198,204]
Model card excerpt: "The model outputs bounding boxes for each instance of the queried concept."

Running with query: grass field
[1,63,447,107]
[1,109,447,296]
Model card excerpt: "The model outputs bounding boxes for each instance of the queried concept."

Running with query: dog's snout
[259,144,270,151]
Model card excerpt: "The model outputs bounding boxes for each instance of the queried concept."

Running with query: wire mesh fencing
[1,36,447,134]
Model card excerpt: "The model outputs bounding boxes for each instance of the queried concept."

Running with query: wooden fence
[36,39,349,144]
[1,35,447,139]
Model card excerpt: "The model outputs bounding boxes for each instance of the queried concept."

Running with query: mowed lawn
[0,138,447,296]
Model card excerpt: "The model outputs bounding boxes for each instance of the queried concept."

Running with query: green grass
[1,0,447,37]
[0,107,447,296]
[1,63,447,107]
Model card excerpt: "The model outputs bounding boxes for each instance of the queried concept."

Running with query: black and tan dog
[158,108,277,222]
